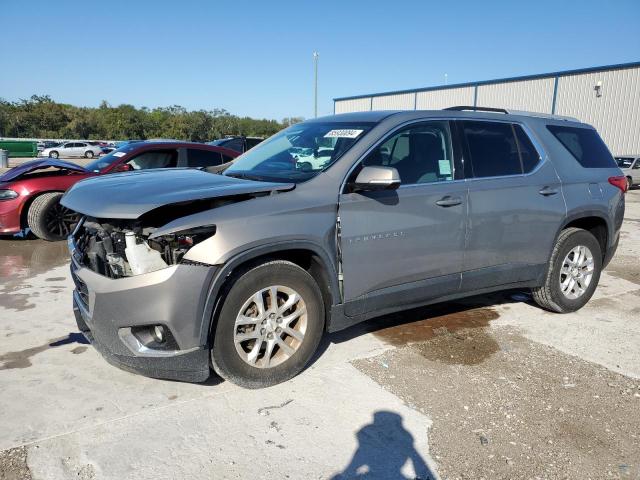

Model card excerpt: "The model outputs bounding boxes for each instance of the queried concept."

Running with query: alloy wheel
[559,245,594,299]
[44,202,78,238]
[234,285,307,368]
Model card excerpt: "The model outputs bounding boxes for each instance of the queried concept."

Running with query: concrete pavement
[1,190,639,479]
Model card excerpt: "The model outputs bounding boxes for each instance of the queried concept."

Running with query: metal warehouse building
[333,61,640,154]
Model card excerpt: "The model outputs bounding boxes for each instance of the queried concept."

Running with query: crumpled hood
[0,159,87,182]
[61,168,295,219]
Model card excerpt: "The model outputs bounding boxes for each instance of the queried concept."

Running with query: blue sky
[1,0,639,120]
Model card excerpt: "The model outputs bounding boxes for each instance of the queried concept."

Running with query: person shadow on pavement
[330,411,435,480]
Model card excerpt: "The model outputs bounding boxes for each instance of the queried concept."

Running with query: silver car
[62,107,626,388]
[41,142,103,159]
[615,155,640,189]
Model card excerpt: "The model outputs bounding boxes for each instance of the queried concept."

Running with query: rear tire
[85,150,94,159]
[211,260,325,388]
[532,227,602,313]
[49,151,59,159]
[27,192,79,241]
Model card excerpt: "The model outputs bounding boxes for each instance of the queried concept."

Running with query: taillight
[608,176,628,193]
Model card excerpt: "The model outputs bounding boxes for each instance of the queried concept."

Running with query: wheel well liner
[560,214,609,261]
[199,242,339,346]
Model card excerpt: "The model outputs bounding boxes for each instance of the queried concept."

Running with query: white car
[40,142,103,159]
[615,155,640,189]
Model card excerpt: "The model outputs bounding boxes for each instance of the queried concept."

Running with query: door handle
[435,196,462,207]
[539,186,559,196]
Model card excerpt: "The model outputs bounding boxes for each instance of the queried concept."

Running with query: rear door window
[461,121,521,178]
[547,125,616,168]
[187,148,223,168]
[126,149,178,170]
[513,125,541,173]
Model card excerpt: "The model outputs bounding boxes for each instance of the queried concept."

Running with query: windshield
[223,122,373,183]
[85,144,139,172]
[616,157,635,168]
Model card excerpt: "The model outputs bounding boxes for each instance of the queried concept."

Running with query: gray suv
[62,107,627,388]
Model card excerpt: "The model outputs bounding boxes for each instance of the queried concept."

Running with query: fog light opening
[152,325,166,344]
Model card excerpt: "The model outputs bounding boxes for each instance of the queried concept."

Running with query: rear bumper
[70,246,217,382]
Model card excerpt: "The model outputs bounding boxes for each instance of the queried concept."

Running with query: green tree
[0,95,293,142]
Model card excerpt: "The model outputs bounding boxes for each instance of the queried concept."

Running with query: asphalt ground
[0,188,638,479]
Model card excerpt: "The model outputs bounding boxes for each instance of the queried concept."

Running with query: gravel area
[354,326,640,479]
[0,447,31,480]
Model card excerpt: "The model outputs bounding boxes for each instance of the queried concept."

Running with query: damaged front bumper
[69,232,216,382]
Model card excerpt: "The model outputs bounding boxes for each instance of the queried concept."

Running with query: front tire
[628,177,633,190]
[211,260,325,388]
[27,192,79,241]
[49,151,59,159]
[532,227,602,313]
[85,150,94,159]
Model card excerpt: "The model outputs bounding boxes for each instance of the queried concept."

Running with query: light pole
[313,51,319,118]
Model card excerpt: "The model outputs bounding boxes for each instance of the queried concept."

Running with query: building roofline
[333,61,640,102]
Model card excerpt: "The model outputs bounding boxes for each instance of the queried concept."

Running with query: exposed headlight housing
[0,189,18,201]
[148,225,216,265]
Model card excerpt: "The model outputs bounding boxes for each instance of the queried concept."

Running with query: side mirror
[352,166,401,192]
[113,163,133,173]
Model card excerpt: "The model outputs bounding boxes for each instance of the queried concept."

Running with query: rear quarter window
[547,125,616,168]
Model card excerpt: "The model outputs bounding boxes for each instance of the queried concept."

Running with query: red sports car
[0,141,239,241]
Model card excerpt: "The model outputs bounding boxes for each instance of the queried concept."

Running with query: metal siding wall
[476,78,555,112]
[334,65,640,153]
[555,67,640,154]
[334,98,371,114]
[415,87,475,109]
[371,93,415,110]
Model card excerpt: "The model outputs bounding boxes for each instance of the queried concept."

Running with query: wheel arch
[199,241,339,346]
[556,212,610,262]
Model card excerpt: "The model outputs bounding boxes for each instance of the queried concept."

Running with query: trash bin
[0,150,8,169]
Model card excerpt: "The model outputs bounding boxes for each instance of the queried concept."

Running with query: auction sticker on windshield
[324,129,364,139]
[113,152,126,157]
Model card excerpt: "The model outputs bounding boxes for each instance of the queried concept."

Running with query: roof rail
[506,110,580,122]
[444,106,579,122]
[444,106,508,114]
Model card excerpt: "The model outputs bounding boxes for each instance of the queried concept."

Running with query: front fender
[196,240,340,346]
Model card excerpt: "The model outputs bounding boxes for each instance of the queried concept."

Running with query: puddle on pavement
[0,333,89,370]
[0,238,70,287]
[367,300,503,365]
[411,328,500,365]
[369,302,500,346]
[0,237,70,311]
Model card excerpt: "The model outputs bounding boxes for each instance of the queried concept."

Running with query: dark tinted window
[246,138,263,149]
[221,154,234,163]
[547,125,616,168]
[221,138,244,153]
[363,121,454,185]
[513,125,541,173]
[187,148,223,168]
[462,121,521,177]
[126,149,178,170]
[616,157,635,168]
